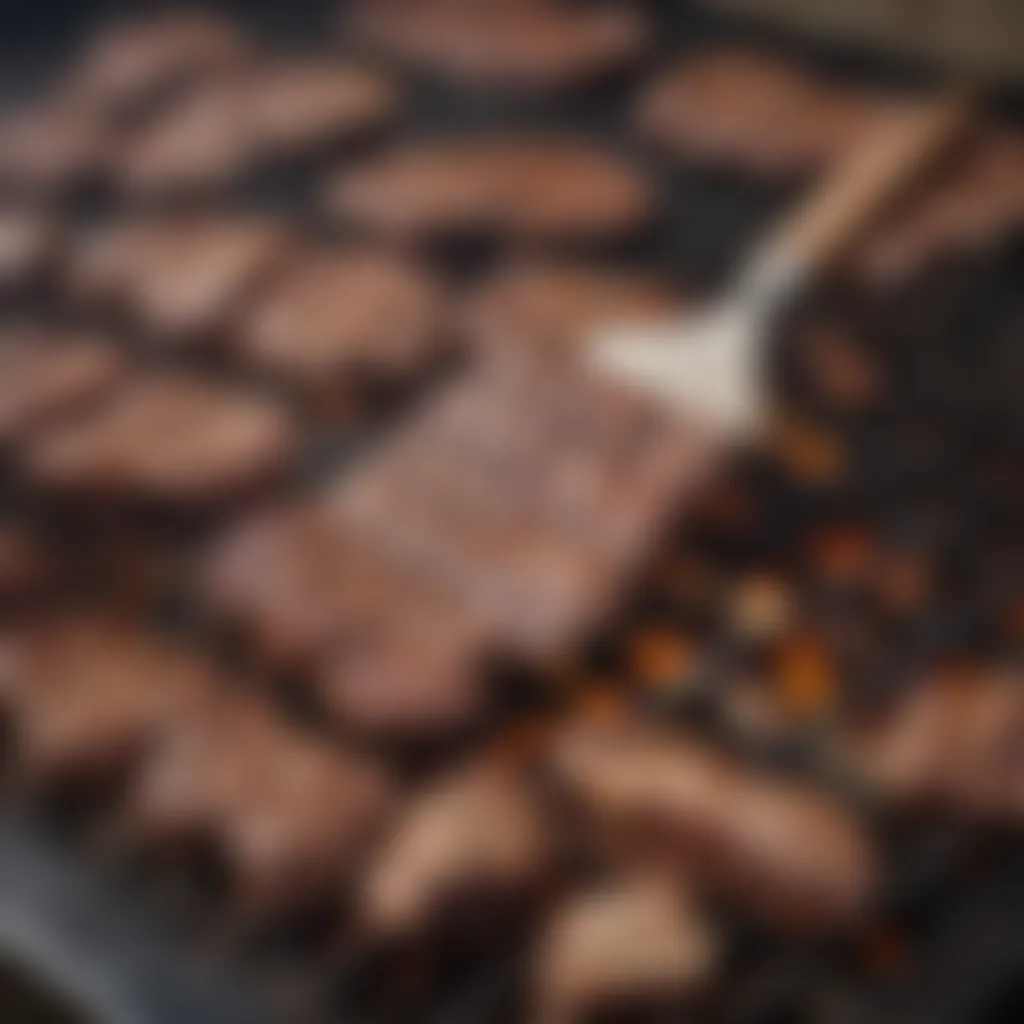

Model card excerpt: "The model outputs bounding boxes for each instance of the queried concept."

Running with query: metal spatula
[591,93,974,435]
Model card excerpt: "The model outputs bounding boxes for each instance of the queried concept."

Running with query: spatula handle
[766,91,974,273]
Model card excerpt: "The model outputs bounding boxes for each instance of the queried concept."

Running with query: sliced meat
[0,614,217,787]
[361,761,555,942]
[0,207,58,292]
[246,61,398,159]
[550,721,877,932]
[235,249,447,391]
[533,877,718,1023]
[0,329,125,448]
[844,665,1024,821]
[348,1,648,91]
[637,49,890,178]
[65,215,288,336]
[200,501,493,740]
[325,138,656,244]
[0,97,108,194]
[67,10,249,120]
[114,76,256,196]
[23,374,296,510]
[852,128,1024,288]
[317,590,493,742]
[200,502,368,671]
[120,218,289,345]
[129,696,394,916]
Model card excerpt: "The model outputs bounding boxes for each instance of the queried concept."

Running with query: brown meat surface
[326,138,656,244]
[348,1,648,91]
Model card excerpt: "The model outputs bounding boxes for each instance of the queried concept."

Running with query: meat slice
[0,97,108,195]
[65,215,287,337]
[550,722,877,931]
[120,218,289,345]
[235,249,447,391]
[129,696,394,917]
[844,666,1024,821]
[114,76,256,197]
[637,49,890,178]
[0,329,125,448]
[246,61,398,159]
[200,501,494,740]
[67,10,249,121]
[348,1,648,91]
[462,263,678,357]
[325,138,656,244]
[533,878,718,1023]
[200,502,367,671]
[23,374,296,510]
[0,207,58,292]
[361,761,555,943]
[852,128,1024,288]
[0,615,217,788]
[317,590,493,742]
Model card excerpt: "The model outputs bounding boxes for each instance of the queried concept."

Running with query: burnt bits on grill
[66,216,291,346]
[347,0,649,92]
[0,329,125,449]
[360,760,556,944]
[128,696,394,917]
[637,49,890,178]
[550,721,878,932]
[235,248,448,395]
[532,877,719,1023]
[0,614,218,789]
[324,138,656,245]
[23,375,297,511]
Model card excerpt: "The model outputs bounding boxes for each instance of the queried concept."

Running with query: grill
[0,1,1022,1023]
